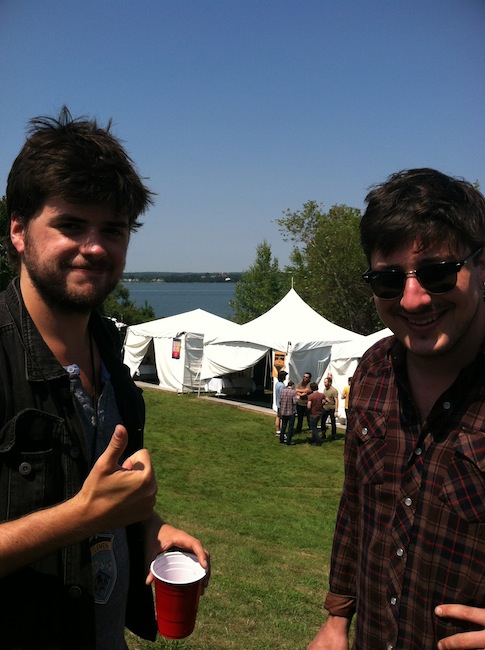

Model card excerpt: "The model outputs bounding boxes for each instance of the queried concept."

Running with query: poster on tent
[172,338,181,359]
[272,351,287,378]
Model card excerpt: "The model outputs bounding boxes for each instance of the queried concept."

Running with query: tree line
[231,201,382,334]
[123,271,243,283]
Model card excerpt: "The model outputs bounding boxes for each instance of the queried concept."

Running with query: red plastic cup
[150,551,207,639]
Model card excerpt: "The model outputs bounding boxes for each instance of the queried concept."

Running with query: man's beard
[23,253,119,314]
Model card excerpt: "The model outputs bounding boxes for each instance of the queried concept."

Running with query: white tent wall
[184,333,205,391]
[271,344,332,411]
[323,355,360,417]
[288,344,332,387]
[153,332,205,393]
[324,328,393,418]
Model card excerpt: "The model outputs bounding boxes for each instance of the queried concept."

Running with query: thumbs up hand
[77,425,158,531]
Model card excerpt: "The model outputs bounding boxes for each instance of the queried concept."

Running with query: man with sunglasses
[308,168,485,650]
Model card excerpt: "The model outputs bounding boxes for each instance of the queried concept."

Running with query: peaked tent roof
[125,308,241,339]
[206,288,362,351]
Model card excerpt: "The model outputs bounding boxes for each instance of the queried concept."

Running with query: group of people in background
[275,370,347,446]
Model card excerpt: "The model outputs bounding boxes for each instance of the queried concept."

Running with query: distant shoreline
[123,271,242,283]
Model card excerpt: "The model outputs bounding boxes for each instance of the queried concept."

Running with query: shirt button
[396,548,404,557]
[415,447,423,456]
[362,427,368,436]
[443,401,451,410]
[19,462,32,476]
[390,596,397,605]
[68,586,82,599]
[404,497,413,507]
[70,447,81,459]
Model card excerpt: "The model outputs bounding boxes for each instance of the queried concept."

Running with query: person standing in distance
[306,382,325,446]
[295,371,312,432]
[274,370,288,435]
[321,376,339,441]
[278,380,297,445]
[0,107,209,650]
[340,376,352,424]
[308,169,485,650]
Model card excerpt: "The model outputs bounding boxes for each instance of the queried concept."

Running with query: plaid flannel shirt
[279,386,297,416]
[325,336,485,649]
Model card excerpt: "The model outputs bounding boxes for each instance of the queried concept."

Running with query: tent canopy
[206,288,362,350]
[200,289,363,382]
[124,308,238,340]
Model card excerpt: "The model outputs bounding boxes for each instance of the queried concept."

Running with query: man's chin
[36,284,114,314]
[48,296,104,314]
[404,333,451,358]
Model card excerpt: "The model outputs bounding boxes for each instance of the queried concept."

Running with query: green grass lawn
[126,389,346,650]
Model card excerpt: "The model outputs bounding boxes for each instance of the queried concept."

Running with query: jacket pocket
[0,409,66,520]
[438,427,485,523]
[354,410,387,485]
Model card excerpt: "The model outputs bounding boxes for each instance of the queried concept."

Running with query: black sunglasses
[362,247,482,300]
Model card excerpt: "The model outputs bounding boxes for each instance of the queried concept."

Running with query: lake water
[122,282,236,319]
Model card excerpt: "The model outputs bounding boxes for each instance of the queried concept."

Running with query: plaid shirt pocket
[438,427,485,523]
[354,410,387,485]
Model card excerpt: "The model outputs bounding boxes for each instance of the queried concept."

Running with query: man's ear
[10,215,26,256]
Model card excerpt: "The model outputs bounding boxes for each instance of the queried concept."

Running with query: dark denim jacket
[0,279,157,649]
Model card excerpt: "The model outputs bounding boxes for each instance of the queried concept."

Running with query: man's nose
[399,275,433,310]
[79,231,107,256]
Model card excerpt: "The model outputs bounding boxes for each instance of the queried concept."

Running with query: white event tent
[200,289,364,405]
[325,327,393,405]
[123,308,242,393]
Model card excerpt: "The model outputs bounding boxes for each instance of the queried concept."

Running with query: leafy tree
[230,241,287,324]
[100,283,155,326]
[0,196,17,291]
[276,201,381,334]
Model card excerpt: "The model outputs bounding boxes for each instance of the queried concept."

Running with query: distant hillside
[122,271,242,283]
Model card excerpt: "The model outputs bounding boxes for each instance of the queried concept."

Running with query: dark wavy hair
[6,106,154,265]
[360,168,485,264]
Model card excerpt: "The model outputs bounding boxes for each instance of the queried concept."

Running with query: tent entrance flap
[153,332,206,393]
[182,332,205,393]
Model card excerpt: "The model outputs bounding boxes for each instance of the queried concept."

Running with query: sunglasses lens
[417,263,457,293]
[368,271,405,299]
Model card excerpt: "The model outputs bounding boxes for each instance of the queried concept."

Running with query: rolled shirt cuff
[324,591,356,619]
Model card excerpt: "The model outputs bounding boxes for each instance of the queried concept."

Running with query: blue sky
[1,0,484,272]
